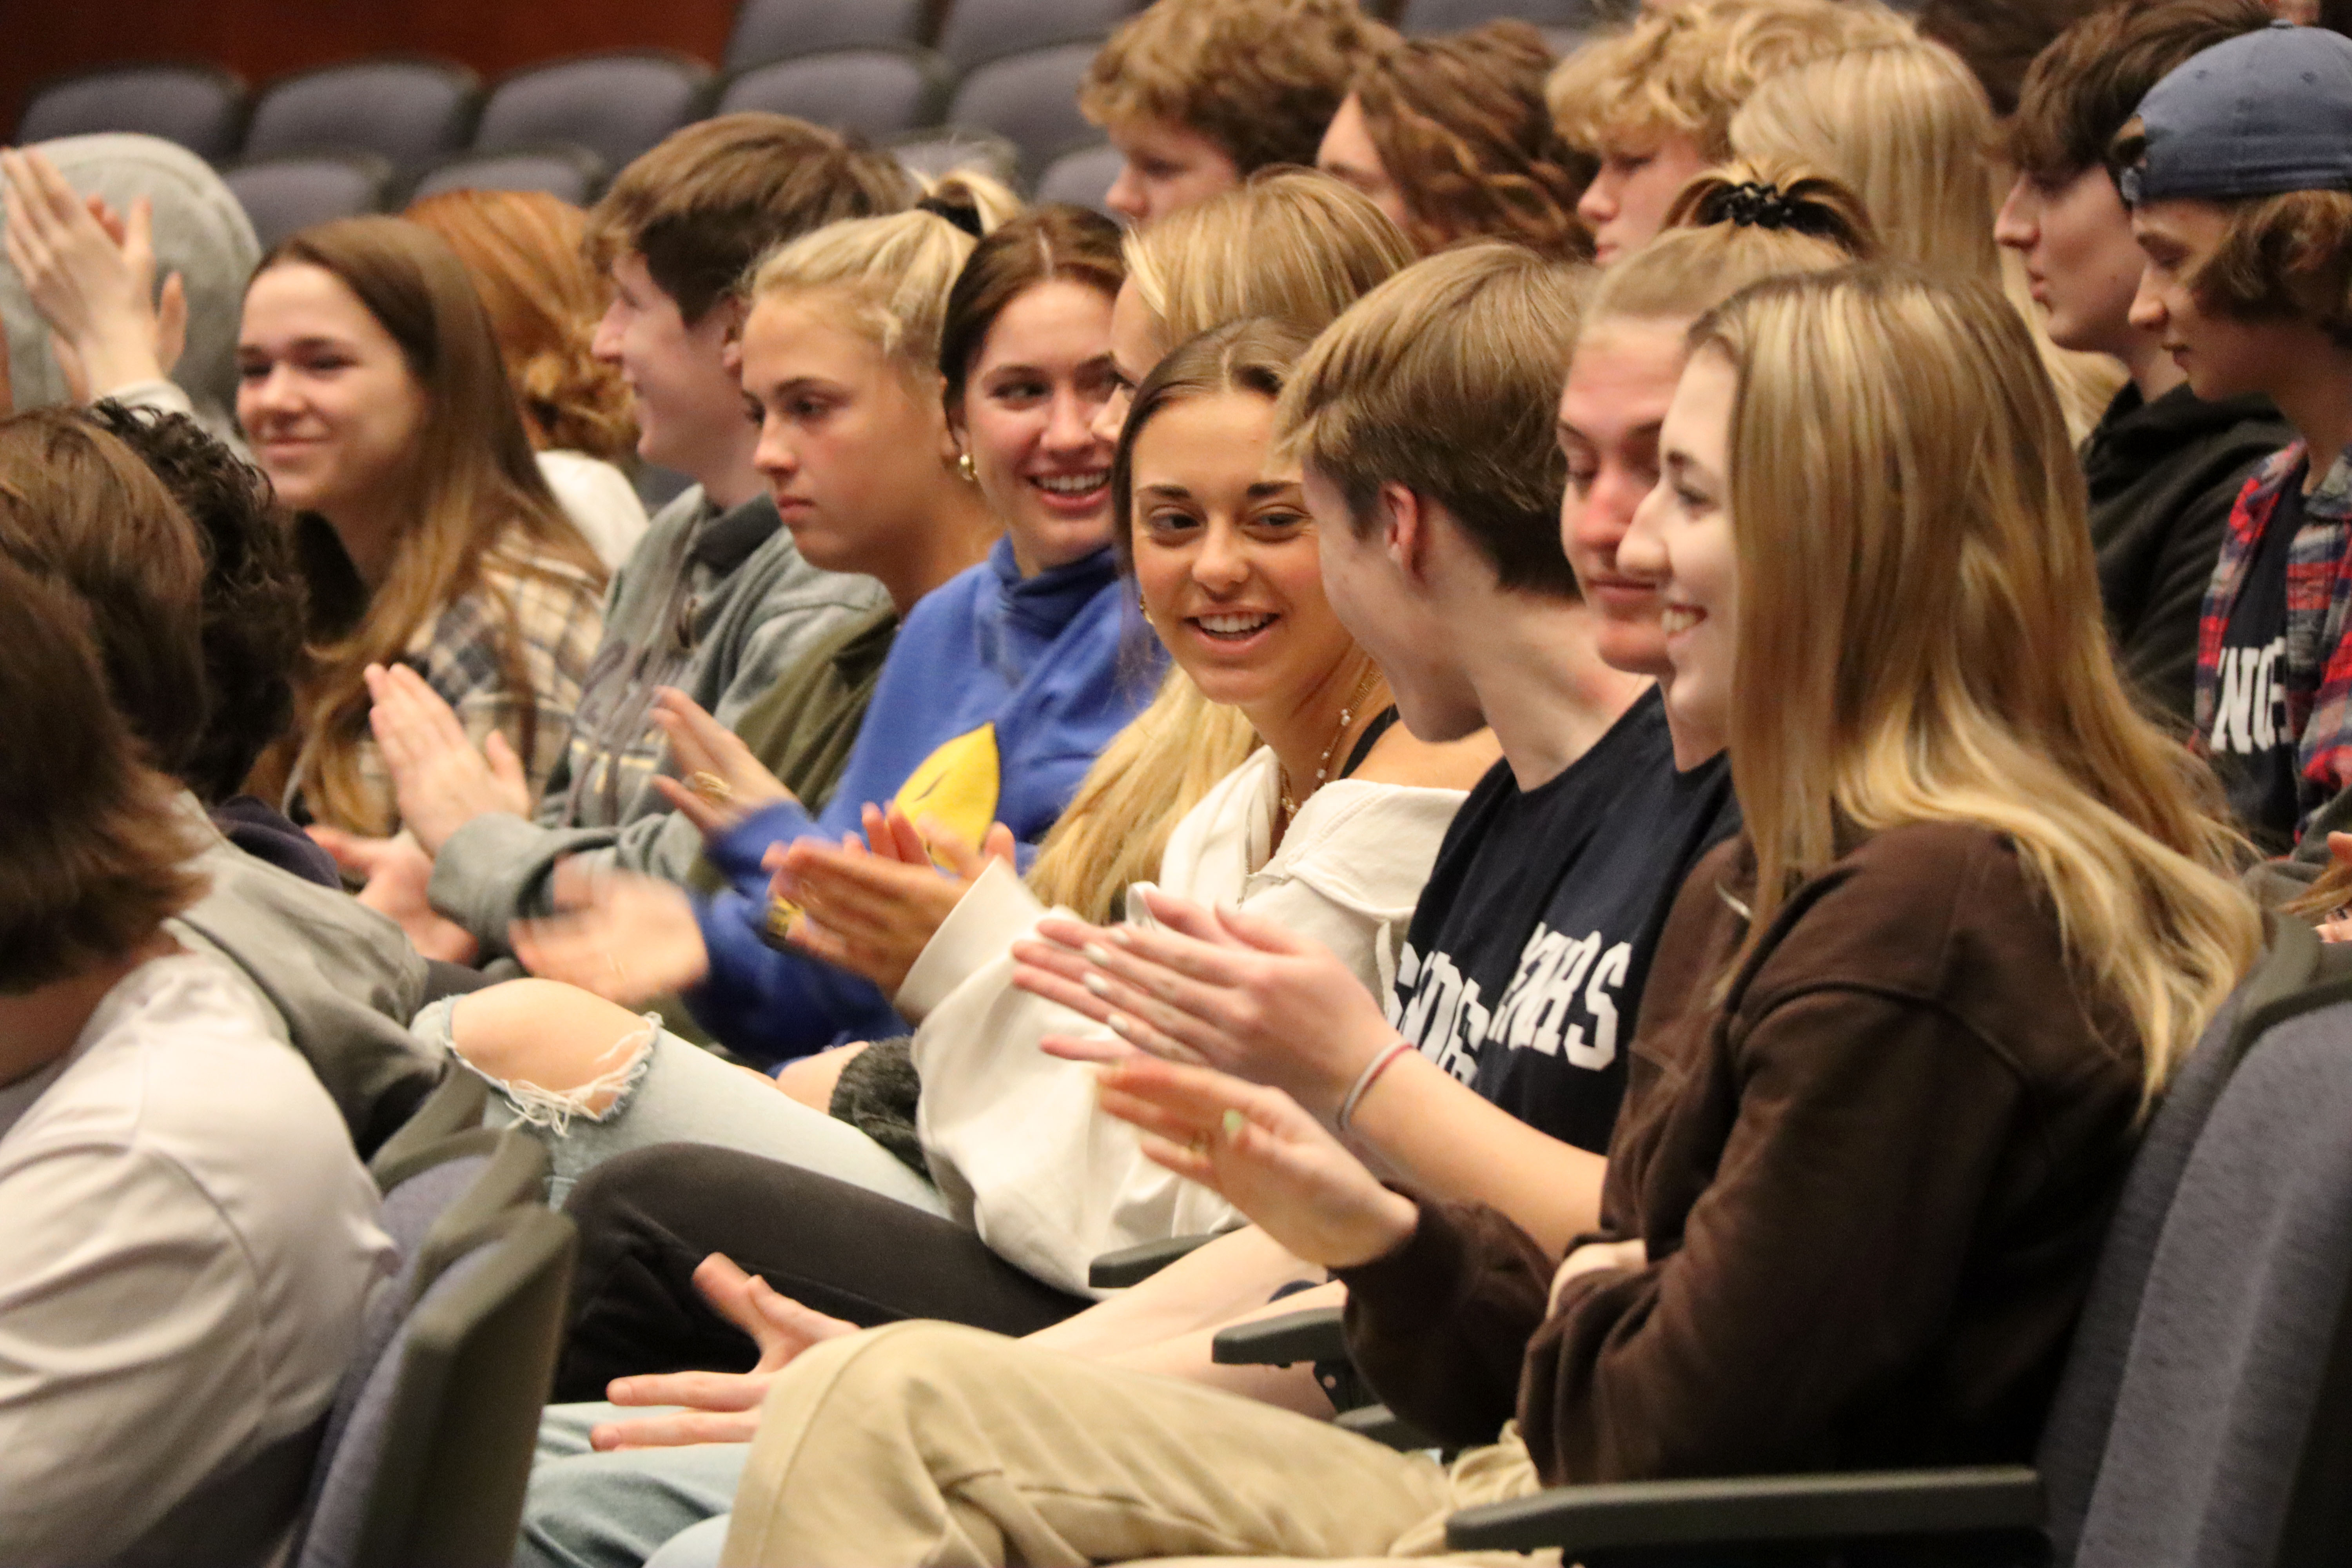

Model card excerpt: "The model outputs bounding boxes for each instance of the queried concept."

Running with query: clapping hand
[589,1254,858,1449]
[1012,888,1399,1118]
[769,804,1015,998]
[648,688,794,838]
[510,859,711,1004]
[1089,1053,1419,1271]
[364,662,531,857]
[1,148,186,399]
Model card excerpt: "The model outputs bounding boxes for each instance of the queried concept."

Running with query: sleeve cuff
[1334,1191,1475,1326]
[897,859,1048,1018]
[710,800,817,889]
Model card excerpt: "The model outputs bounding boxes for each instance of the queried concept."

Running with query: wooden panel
[3,0,736,146]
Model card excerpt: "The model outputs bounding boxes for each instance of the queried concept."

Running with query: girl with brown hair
[236,214,608,837]
[404,187,650,570]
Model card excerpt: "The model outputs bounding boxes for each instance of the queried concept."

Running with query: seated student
[329,117,905,960]
[406,187,650,570]
[2121,22,2352,856]
[714,263,2261,1568]
[1545,0,1910,263]
[1080,0,1384,224]
[0,134,257,445]
[1727,33,2129,440]
[0,407,443,1155]
[1316,21,1592,258]
[423,189,1157,1095]
[1996,0,2288,725]
[493,185,1878,1568]
[0,557,391,1568]
[229,214,608,837]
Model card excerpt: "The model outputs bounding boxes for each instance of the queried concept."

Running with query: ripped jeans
[407,995,951,1215]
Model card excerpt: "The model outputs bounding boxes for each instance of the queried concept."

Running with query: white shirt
[908,748,1467,1294]
[0,954,394,1568]
[537,450,652,572]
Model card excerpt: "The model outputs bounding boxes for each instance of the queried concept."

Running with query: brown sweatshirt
[1339,822,2145,1484]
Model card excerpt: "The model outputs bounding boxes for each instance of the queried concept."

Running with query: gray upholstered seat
[242,58,480,176]
[225,153,395,250]
[474,52,714,177]
[724,0,938,70]
[715,48,953,142]
[1034,142,1125,216]
[944,43,1100,185]
[935,0,1137,73]
[408,145,608,207]
[16,63,247,162]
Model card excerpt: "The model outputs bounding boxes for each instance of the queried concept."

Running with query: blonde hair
[746,174,1022,384]
[404,188,637,461]
[1029,170,1416,917]
[1729,41,2123,436]
[1728,38,1998,282]
[1279,243,1590,596]
[1587,155,1877,327]
[1031,177,1417,924]
[1123,170,1416,356]
[1546,0,1914,161]
[1026,323,1320,922]
[1699,267,2258,1102]
[1079,0,1383,173]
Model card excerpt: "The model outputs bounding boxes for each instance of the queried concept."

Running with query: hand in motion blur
[648,688,795,838]
[1013,889,1400,1118]
[510,858,710,1004]
[308,826,480,965]
[364,662,532,857]
[1089,1053,1419,1271]
[771,804,1015,998]
[588,1254,858,1449]
[1,147,186,399]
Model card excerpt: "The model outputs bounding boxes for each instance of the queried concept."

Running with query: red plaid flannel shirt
[2194,439,2352,836]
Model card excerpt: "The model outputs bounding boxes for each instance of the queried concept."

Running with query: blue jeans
[514,1403,744,1568]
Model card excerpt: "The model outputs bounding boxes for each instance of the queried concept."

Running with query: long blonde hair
[1728,40,2122,434]
[1026,176,1415,920]
[1700,267,2258,1101]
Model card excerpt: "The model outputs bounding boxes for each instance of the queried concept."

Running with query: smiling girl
[713,263,2262,1568]
[233,216,608,836]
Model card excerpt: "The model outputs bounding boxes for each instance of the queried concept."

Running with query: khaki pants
[720,1321,1553,1567]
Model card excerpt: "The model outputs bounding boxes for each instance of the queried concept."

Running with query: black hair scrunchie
[916,193,985,238]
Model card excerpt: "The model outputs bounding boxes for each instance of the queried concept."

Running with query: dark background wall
[2,1,737,141]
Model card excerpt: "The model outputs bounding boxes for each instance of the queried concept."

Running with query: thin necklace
[1280,660,1383,821]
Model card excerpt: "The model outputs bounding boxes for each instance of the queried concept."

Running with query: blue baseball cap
[2122,21,2352,206]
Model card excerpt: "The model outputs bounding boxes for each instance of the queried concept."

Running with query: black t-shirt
[2210,472,2306,849]
[1386,689,1740,1155]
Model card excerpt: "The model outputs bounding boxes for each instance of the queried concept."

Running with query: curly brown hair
[1080,0,1384,172]
[2191,190,2352,348]
[82,402,307,804]
[1354,21,1592,259]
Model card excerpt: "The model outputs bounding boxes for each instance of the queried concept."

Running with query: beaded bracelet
[1336,1038,1415,1134]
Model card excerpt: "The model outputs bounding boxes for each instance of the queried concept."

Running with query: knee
[452,979,652,1105]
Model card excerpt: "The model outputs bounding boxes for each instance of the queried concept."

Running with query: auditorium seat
[724,0,940,69]
[714,48,953,143]
[944,42,1100,185]
[15,62,247,162]
[242,58,480,178]
[473,51,714,178]
[225,152,396,250]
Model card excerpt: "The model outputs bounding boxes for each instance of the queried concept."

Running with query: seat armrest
[1443,1464,2043,1557]
[1336,1403,1437,1452]
[1211,1304,1347,1367]
[1088,1232,1223,1289]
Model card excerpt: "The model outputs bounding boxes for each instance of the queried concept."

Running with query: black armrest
[1336,1403,1437,1452]
[1088,1232,1222,1289]
[1444,1465,2043,1558]
[1211,1304,1346,1367]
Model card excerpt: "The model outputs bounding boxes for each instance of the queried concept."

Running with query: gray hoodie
[162,797,443,1156]
[0,133,258,445]
[427,483,887,950]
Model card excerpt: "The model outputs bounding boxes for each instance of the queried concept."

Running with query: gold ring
[1187,1133,1210,1156]
[764,892,803,948]
[688,770,734,806]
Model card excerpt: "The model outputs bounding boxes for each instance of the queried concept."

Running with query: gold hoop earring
[956,451,978,485]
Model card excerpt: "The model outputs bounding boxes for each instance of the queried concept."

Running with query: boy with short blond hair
[1080,0,1384,223]
[1545,0,1910,261]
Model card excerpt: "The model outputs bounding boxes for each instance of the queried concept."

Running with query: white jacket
[905,747,1465,1295]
